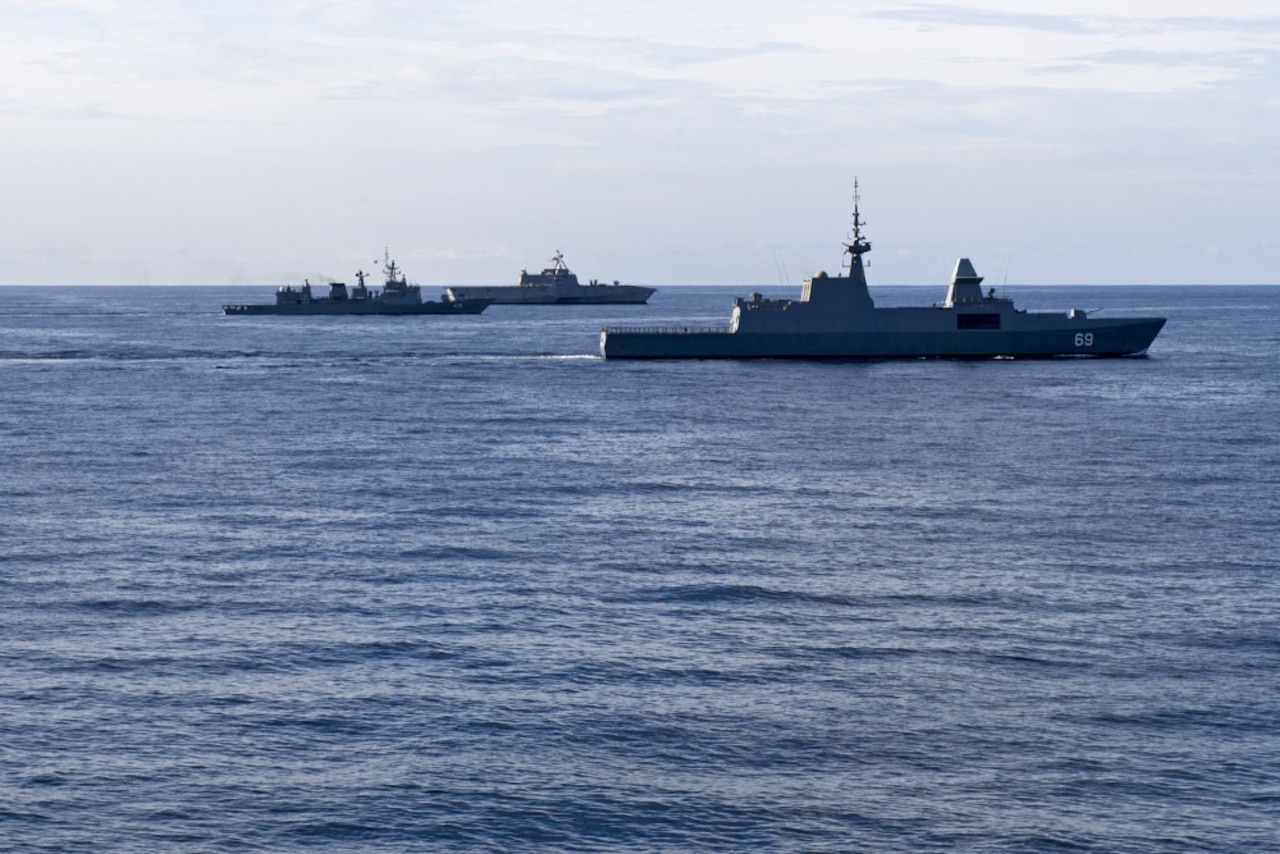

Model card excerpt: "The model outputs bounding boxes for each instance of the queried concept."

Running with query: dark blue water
[2,285,1278,852]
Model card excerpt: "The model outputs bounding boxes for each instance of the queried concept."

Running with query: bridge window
[958,313,1000,330]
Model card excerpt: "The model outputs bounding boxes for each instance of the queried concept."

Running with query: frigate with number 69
[600,184,1165,359]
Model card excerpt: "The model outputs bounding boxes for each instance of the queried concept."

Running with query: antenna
[842,176,872,267]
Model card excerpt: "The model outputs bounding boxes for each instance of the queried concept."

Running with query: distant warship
[443,251,655,305]
[223,252,490,316]
[601,184,1165,359]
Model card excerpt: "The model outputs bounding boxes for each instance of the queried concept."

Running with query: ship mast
[383,248,403,285]
[843,178,872,272]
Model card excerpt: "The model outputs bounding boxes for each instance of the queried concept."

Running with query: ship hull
[223,299,490,316]
[444,285,655,305]
[602,317,1166,359]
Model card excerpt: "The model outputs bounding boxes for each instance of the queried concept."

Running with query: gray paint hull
[601,316,1166,359]
[223,299,490,316]
[444,284,655,305]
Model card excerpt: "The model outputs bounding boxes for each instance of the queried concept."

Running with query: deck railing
[602,325,733,335]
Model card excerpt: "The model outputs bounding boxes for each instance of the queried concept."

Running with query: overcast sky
[2,1,1277,285]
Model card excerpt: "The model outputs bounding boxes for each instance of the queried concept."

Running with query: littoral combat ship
[601,185,1165,359]
[223,252,490,316]
[443,251,655,305]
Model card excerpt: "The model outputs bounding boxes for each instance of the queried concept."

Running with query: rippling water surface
[2,285,1278,851]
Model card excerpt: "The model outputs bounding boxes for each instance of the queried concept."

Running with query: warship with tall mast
[223,251,491,316]
[600,183,1165,359]
[443,251,655,305]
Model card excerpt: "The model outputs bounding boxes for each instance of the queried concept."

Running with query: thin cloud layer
[2,1,1278,284]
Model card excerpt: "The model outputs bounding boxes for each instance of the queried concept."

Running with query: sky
[2,0,1278,286]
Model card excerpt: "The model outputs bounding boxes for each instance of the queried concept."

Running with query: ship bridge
[943,258,986,306]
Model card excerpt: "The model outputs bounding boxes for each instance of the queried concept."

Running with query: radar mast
[843,178,872,271]
[382,248,404,286]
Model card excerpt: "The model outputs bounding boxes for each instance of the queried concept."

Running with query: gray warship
[601,185,1165,359]
[443,251,655,305]
[223,252,490,316]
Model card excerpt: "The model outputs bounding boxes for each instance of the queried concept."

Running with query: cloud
[867,4,1095,33]
[3,1,1280,284]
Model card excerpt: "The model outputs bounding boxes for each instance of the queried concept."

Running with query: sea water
[1,285,1277,852]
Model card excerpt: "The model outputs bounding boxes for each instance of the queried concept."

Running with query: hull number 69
[1074,333,1094,347]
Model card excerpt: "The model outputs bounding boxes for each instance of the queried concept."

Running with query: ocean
[2,284,1277,852]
